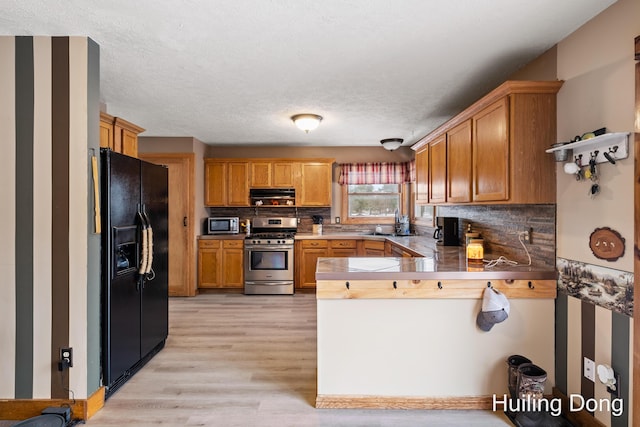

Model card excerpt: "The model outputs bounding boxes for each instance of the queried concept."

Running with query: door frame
[139,152,196,296]
[633,34,639,427]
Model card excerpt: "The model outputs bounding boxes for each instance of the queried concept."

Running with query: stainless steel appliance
[244,217,297,295]
[101,149,169,397]
[206,216,239,234]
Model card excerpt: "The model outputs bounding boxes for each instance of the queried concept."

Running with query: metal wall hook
[392,281,397,289]
[528,281,534,289]
[345,281,350,290]
[437,281,442,289]
[487,281,492,288]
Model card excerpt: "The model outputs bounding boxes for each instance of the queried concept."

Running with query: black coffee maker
[433,217,459,246]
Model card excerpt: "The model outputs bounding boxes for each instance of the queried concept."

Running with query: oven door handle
[245,245,293,251]
[244,281,293,286]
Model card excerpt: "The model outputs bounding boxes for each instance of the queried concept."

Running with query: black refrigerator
[101,149,169,397]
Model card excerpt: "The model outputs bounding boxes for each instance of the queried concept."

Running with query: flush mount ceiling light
[380,138,403,151]
[291,114,323,133]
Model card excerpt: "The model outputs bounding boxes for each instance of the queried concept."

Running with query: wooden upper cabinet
[100,112,144,158]
[297,162,332,206]
[414,146,429,204]
[250,161,294,188]
[272,162,294,187]
[472,98,509,202]
[227,162,250,206]
[411,80,562,205]
[99,112,114,150]
[447,120,472,203]
[250,162,272,187]
[428,134,447,204]
[205,158,333,207]
[204,161,227,206]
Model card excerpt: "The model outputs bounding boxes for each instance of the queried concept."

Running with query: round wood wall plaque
[589,227,625,261]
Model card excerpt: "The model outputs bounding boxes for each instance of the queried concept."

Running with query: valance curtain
[338,161,415,185]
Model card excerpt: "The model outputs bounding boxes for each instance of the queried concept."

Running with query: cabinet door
[299,248,327,288]
[428,134,447,204]
[121,128,138,158]
[99,118,114,150]
[221,241,244,288]
[250,162,272,187]
[390,244,404,257]
[447,120,472,203]
[362,240,385,256]
[272,162,294,187]
[227,162,250,206]
[414,147,429,204]
[297,240,328,289]
[198,241,221,288]
[204,161,227,206]
[298,162,332,206]
[473,98,509,202]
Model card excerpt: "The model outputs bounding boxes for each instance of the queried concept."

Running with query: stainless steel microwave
[206,217,239,234]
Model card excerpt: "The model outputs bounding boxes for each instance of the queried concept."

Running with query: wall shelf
[546,132,630,165]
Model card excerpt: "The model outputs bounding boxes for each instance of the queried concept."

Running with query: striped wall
[555,288,633,426]
[0,36,101,400]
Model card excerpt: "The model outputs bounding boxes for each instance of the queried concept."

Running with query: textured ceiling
[0,0,616,148]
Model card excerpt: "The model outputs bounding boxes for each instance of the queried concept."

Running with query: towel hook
[345,281,350,290]
[528,281,534,289]
[437,281,442,289]
[392,281,397,289]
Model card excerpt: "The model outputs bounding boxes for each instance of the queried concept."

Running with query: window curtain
[338,161,415,185]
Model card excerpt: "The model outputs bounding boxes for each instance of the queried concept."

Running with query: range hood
[250,188,296,206]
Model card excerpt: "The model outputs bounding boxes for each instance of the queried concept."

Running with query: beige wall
[204,145,414,163]
[556,0,638,273]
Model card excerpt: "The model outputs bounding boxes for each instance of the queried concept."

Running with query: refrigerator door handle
[141,205,154,278]
[137,206,149,278]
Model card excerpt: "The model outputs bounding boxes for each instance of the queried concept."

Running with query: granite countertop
[304,232,557,281]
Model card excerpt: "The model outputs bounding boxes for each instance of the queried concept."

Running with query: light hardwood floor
[85,293,511,426]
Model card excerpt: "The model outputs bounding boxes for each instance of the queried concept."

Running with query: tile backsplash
[206,204,556,267]
[436,204,556,267]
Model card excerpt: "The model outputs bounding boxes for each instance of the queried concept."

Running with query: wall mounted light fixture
[291,114,323,133]
[380,138,403,151]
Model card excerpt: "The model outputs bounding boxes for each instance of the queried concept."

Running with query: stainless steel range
[244,217,297,295]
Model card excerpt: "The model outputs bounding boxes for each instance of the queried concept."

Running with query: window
[341,184,403,224]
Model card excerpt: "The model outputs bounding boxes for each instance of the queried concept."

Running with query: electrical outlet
[522,228,532,243]
[335,216,340,224]
[59,347,73,371]
[584,357,595,382]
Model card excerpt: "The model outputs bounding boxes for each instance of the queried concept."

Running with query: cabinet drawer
[223,240,244,249]
[330,240,357,249]
[301,239,328,248]
[199,240,221,249]
[363,240,385,251]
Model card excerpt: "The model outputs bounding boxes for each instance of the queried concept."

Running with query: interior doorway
[139,153,196,296]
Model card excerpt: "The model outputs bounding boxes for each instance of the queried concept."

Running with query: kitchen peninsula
[313,237,558,410]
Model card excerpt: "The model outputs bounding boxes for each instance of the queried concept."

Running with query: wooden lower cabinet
[296,240,328,289]
[329,239,358,257]
[361,240,385,256]
[198,239,243,289]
